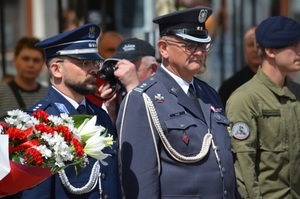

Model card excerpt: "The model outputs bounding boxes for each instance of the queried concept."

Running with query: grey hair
[143,56,157,68]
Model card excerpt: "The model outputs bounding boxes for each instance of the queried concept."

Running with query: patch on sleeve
[231,122,250,140]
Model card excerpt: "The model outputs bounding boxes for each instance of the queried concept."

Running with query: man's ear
[49,61,63,78]
[157,39,169,59]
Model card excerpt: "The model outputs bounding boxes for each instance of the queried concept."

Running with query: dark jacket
[16,86,122,199]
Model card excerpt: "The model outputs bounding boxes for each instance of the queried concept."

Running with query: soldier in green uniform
[226,16,300,198]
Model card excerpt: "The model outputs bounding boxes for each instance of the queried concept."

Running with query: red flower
[72,138,84,157]
[53,125,73,142]
[33,110,49,123]
[7,128,28,142]
[35,123,54,135]
[24,148,44,166]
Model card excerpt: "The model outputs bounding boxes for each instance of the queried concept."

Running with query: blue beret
[36,23,103,60]
[153,7,213,43]
[255,16,300,49]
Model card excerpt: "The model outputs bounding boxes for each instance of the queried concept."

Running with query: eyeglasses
[57,57,103,71]
[164,39,212,54]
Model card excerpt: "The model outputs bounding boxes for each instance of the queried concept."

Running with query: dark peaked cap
[36,23,103,60]
[153,7,213,43]
[255,16,300,49]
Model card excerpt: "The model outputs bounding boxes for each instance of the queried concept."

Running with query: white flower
[48,115,64,126]
[77,116,105,142]
[84,134,112,165]
[34,145,52,159]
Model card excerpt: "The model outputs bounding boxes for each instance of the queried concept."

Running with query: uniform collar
[52,86,87,109]
[256,67,296,100]
[160,64,194,94]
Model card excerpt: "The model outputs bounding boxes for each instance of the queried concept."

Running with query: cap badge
[155,94,164,103]
[198,9,208,23]
[88,26,96,38]
[231,122,250,140]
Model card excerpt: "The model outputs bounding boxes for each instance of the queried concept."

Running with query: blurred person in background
[218,26,262,108]
[0,36,48,118]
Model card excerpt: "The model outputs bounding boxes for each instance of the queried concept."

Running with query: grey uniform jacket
[116,66,239,199]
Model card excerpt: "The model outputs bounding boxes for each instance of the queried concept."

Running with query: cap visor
[176,33,211,43]
[113,52,141,61]
[68,53,104,60]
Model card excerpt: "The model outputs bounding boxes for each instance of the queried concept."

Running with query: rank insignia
[155,94,164,103]
[55,103,70,113]
[231,122,250,140]
[182,132,189,145]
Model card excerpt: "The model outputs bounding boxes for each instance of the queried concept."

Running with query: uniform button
[223,190,228,197]
[104,195,108,199]
[222,167,226,174]
[101,173,106,180]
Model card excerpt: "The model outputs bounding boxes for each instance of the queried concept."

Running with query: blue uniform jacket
[116,66,239,199]
[16,86,122,199]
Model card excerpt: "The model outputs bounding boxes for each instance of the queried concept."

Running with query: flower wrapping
[0,109,113,196]
[0,161,52,196]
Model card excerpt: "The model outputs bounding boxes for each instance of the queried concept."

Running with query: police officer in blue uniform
[16,24,122,199]
[116,7,239,199]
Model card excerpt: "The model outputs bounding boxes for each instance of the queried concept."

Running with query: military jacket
[116,66,239,199]
[226,67,300,198]
[16,86,122,199]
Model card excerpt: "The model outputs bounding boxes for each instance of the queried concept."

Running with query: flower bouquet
[0,109,113,196]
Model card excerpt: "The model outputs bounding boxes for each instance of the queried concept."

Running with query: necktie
[77,104,87,114]
[188,84,205,120]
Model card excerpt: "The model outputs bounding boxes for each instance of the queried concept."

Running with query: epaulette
[134,76,157,93]
[27,98,52,113]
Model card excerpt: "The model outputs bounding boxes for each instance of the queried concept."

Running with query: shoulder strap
[7,81,26,110]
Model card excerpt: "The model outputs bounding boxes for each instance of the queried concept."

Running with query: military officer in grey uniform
[226,16,300,198]
[14,23,122,199]
[116,7,239,199]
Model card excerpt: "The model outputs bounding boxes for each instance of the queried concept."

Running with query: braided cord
[59,161,101,195]
[142,93,212,163]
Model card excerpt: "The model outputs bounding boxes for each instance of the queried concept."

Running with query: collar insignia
[55,103,69,113]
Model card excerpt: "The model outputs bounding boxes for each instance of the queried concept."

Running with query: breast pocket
[259,109,286,151]
[164,114,205,156]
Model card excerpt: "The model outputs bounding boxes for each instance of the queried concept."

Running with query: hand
[114,59,140,92]
[98,83,117,125]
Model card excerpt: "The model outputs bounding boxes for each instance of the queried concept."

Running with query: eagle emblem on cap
[198,9,208,23]
[88,26,96,38]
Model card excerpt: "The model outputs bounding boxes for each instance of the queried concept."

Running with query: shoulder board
[134,77,157,93]
[27,98,52,113]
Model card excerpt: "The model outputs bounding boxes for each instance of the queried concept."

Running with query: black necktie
[188,84,205,120]
[77,104,87,114]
